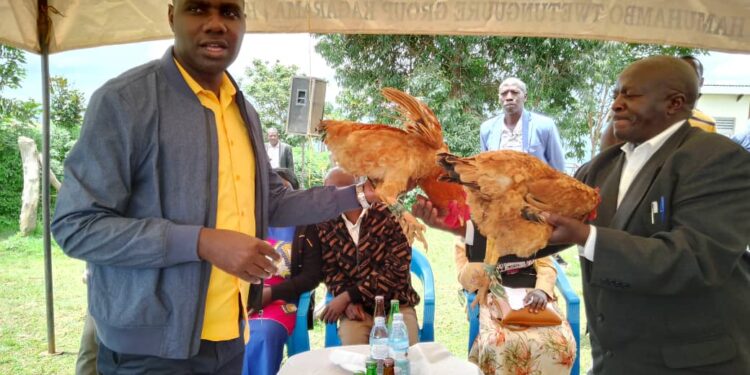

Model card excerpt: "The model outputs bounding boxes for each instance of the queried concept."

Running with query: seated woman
[243,170,320,375]
[456,239,576,375]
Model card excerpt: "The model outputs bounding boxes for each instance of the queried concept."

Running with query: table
[278,342,481,375]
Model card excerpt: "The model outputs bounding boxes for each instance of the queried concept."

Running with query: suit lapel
[522,110,531,152]
[609,123,691,230]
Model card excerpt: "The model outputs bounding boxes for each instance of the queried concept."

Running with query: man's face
[610,68,672,144]
[267,130,279,146]
[499,83,526,116]
[168,0,245,79]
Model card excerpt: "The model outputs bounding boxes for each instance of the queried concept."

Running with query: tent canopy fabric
[2,0,749,54]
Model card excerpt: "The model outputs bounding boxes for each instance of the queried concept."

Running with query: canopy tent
[2,0,750,54]
[1,0,749,355]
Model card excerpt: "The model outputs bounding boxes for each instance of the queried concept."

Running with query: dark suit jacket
[576,122,750,374]
[265,142,295,172]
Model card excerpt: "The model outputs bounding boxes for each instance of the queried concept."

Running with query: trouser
[339,305,420,346]
[97,337,244,375]
[242,319,289,375]
[75,313,98,375]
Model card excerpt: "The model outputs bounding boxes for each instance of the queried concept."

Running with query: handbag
[495,290,563,328]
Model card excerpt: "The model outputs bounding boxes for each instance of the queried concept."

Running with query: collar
[173,57,236,108]
[620,119,686,157]
[341,208,367,226]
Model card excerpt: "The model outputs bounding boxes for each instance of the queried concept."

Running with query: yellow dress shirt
[175,60,255,341]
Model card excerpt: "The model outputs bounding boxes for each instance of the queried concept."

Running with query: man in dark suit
[545,56,750,374]
[264,127,295,175]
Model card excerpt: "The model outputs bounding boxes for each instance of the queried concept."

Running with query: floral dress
[468,287,576,375]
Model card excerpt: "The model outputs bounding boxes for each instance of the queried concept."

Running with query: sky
[4,33,750,107]
[4,33,339,104]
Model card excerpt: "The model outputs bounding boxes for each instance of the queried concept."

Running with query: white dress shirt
[266,143,281,168]
[342,209,368,245]
[580,120,686,261]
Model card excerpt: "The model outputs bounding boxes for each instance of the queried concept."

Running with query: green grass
[0,228,591,374]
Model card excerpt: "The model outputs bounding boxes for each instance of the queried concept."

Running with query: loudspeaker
[286,76,326,135]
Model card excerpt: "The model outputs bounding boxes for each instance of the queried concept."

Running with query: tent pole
[38,0,56,354]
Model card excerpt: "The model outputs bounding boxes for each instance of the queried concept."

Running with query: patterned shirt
[317,203,420,313]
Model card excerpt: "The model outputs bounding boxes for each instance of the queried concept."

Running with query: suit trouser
[339,305,420,346]
[75,313,98,375]
[97,337,244,375]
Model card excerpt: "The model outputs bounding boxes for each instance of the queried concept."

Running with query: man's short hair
[499,77,527,94]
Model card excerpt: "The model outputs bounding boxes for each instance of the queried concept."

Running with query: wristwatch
[355,181,371,209]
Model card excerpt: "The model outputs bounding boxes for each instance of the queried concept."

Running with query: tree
[1,45,39,123]
[50,76,85,135]
[315,36,696,161]
[241,59,301,145]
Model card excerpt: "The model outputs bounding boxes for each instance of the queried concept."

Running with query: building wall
[697,93,750,135]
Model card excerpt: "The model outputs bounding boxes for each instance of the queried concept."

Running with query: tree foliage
[241,59,303,145]
[315,35,696,161]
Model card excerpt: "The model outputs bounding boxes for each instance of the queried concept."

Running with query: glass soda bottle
[388,313,410,375]
[374,295,386,319]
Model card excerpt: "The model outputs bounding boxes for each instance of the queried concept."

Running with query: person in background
[317,167,421,346]
[731,128,750,152]
[52,1,375,373]
[265,127,295,175]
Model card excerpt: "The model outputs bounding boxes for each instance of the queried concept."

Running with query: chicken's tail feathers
[437,152,480,189]
[381,87,443,149]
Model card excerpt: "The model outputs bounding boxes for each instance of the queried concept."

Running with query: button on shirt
[175,59,256,341]
[580,120,686,261]
[498,118,523,151]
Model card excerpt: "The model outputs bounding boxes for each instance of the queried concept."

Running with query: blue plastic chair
[324,247,436,346]
[465,258,580,375]
[285,290,312,356]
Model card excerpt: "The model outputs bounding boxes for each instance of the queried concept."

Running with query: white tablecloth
[279,342,481,375]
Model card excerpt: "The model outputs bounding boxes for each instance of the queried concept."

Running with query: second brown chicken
[438,150,600,261]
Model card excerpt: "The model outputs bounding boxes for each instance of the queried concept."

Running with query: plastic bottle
[388,313,410,375]
[387,299,400,332]
[369,316,389,368]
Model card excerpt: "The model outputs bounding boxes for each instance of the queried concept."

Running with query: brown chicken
[318,88,470,249]
[438,150,600,260]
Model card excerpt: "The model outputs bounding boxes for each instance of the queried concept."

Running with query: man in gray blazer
[265,127,295,174]
[545,56,750,374]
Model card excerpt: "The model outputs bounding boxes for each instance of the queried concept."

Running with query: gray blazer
[576,122,750,374]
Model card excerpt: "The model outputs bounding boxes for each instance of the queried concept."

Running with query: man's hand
[344,303,366,321]
[542,212,591,246]
[197,228,280,284]
[523,289,549,314]
[411,195,465,236]
[321,292,351,324]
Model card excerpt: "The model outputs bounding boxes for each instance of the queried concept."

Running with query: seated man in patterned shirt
[314,167,421,345]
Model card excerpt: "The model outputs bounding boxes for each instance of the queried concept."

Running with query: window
[296,89,307,106]
[715,117,736,137]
